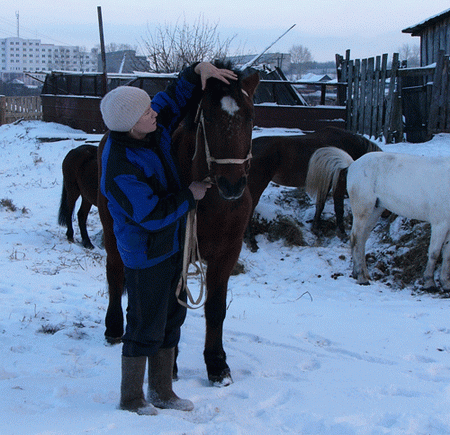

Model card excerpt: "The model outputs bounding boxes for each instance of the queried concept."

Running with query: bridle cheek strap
[197,110,252,172]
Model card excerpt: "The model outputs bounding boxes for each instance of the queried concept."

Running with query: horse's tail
[306,147,354,203]
[58,183,70,228]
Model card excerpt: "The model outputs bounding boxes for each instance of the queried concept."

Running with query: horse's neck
[174,127,209,184]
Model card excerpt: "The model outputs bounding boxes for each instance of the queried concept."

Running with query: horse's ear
[242,72,260,98]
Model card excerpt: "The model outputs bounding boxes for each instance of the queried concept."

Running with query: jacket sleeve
[150,63,202,135]
[112,172,195,233]
[102,141,196,234]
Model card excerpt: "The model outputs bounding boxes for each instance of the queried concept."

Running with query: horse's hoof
[354,277,370,286]
[209,369,233,387]
[337,231,349,243]
[249,243,259,253]
[105,335,122,345]
[244,237,259,253]
[423,286,440,294]
[82,240,95,249]
[311,226,321,236]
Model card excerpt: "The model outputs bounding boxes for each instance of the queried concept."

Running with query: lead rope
[176,97,253,309]
[176,205,207,309]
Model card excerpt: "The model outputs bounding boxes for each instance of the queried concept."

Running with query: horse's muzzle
[216,176,247,200]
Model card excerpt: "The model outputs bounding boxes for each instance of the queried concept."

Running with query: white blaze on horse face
[221,96,240,116]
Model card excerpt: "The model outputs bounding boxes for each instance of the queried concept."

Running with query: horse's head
[193,63,259,200]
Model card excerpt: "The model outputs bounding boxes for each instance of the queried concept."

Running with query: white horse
[306,146,450,291]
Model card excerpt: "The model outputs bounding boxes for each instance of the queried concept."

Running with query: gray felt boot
[120,355,158,415]
[148,347,194,411]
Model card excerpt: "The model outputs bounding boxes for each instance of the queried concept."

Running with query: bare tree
[141,15,236,72]
[289,45,313,64]
[288,45,313,78]
[398,44,420,67]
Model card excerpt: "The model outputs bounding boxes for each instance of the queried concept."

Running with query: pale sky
[1,1,449,62]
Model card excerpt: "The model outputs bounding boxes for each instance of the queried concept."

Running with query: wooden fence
[337,49,450,143]
[4,53,450,144]
[427,50,450,137]
[0,96,43,125]
[336,50,403,143]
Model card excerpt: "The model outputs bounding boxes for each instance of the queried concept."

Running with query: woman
[100,62,237,415]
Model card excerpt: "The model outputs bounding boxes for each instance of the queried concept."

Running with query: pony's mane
[360,135,383,153]
[183,60,243,131]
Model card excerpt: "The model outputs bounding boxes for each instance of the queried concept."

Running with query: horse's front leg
[203,259,234,386]
[243,217,259,253]
[350,228,370,285]
[439,234,450,292]
[423,223,448,292]
[98,191,125,343]
[350,209,382,285]
[104,254,125,343]
[311,199,326,235]
[333,172,348,241]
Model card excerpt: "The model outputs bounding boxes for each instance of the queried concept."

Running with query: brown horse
[98,66,260,385]
[246,127,382,250]
[58,144,98,249]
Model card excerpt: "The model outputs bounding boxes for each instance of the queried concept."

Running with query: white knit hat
[100,86,151,132]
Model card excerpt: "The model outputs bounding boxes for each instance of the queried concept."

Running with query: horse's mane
[182,60,243,131]
[360,135,383,153]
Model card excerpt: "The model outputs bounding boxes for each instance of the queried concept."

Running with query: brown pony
[246,127,382,250]
[58,144,98,249]
[98,65,260,386]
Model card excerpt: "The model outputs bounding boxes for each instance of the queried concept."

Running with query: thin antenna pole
[240,24,296,71]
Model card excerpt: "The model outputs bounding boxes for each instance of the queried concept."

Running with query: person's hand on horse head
[195,62,238,90]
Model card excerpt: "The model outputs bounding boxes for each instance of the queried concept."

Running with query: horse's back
[315,127,382,157]
[348,152,450,222]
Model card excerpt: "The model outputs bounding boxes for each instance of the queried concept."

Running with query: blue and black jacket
[100,64,201,269]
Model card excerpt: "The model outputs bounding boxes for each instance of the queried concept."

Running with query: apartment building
[0,37,98,73]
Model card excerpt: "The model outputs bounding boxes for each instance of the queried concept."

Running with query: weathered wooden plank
[428,50,445,135]
[358,58,367,133]
[364,57,375,136]
[442,55,450,131]
[371,56,381,138]
[346,60,354,128]
[383,53,399,142]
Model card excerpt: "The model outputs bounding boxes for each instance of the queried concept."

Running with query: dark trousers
[122,253,187,357]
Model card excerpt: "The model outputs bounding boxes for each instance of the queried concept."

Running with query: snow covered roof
[301,73,332,82]
[402,8,450,36]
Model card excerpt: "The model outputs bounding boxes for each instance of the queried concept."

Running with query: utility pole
[16,11,19,38]
[97,6,108,96]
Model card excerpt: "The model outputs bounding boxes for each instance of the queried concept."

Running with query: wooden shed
[402,8,450,66]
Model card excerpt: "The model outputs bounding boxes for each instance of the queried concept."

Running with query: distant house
[402,8,450,66]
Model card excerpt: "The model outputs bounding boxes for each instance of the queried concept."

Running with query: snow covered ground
[1,121,450,434]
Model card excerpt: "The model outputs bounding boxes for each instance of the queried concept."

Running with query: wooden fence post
[383,53,400,143]
[0,96,5,126]
[428,50,450,136]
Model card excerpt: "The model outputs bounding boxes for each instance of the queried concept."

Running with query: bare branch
[141,14,236,72]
